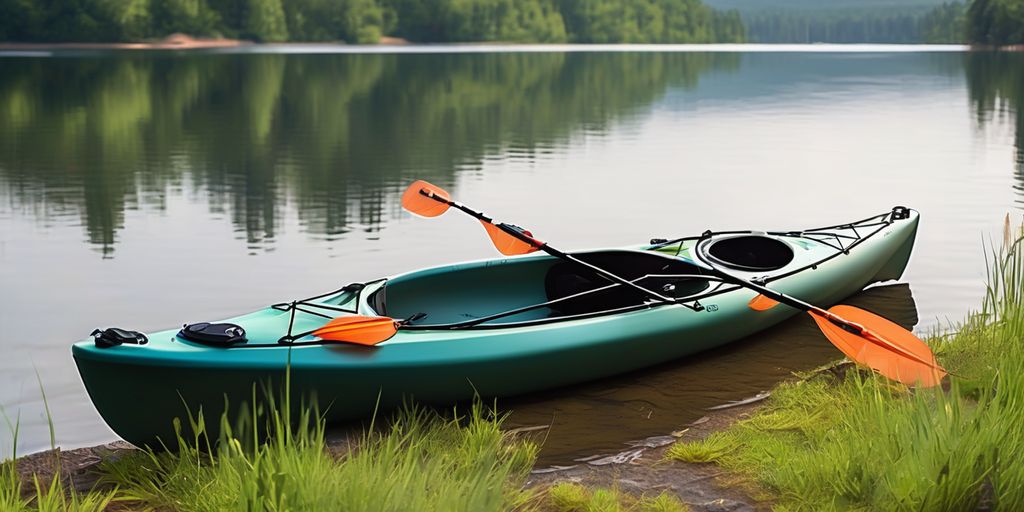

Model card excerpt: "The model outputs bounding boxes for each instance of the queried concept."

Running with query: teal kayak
[73,207,919,448]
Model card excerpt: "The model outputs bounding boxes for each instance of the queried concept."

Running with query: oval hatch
[704,235,794,272]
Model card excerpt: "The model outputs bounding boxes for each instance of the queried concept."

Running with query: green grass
[98,398,539,511]
[667,237,1024,511]
[2,387,117,511]
[545,482,689,512]
[665,432,738,463]
[6,393,693,511]
[5,361,689,512]
[4,390,540,511]
[0,463,115,512]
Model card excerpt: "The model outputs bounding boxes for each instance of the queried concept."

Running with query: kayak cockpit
[375,250,714,327]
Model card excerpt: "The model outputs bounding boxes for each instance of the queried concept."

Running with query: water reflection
[0,52,738,256]
[963,52,1024,205]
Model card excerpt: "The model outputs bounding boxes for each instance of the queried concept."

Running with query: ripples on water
[0,48,1021,460]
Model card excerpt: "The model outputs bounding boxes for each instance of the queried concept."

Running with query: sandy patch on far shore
[0,33,246,51]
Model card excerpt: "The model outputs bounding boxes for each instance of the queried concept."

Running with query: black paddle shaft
[421,189,823,315]
[424,192,677,305]
[707,267,819,314]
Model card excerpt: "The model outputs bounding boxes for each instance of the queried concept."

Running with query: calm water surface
[1,47,1022,462]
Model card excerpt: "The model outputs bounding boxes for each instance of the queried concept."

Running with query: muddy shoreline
[525,399,768,511]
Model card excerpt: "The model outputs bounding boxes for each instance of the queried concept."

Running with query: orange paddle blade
[810,305,946,387]
[480,221,541,256]
[402,180,451,218]
[312,315,398,346]
[748,294,780,311]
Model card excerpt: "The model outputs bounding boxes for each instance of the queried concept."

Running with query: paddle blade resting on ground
[312,315,399,346]
[810,305,946,387]
[480,221,541,256]
[402,180,451,217]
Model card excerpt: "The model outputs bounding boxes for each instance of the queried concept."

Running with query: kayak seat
[544,251,709,316]
[545,264,645,315]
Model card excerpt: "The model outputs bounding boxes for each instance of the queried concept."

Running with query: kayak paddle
[741,289,945,387]
[402,179,946,387]
[311,315,399,345]
[402,180,678,305]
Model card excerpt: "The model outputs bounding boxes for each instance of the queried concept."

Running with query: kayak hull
[73,208,919,448]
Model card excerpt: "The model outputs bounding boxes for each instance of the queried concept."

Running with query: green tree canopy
[967,0,1024,44]
[0,0,746,43]
[244,0,289,41]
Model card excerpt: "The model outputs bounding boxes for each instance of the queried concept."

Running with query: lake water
[0,46,1021,463]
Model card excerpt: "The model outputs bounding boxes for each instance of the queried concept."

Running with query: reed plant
[668,235,1024,510]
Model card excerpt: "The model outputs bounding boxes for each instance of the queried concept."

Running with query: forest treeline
[0,0,1020,48]
[705,0,1020,44]
[736,5,967,43]
[0,0,745,44]
[966,0,1024,44]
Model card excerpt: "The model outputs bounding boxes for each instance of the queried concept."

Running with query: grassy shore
[4,399,543,511]
[668,235,1024,510]
[2,398,695,511]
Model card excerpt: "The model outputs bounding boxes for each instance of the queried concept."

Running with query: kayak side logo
[705,304,719,312]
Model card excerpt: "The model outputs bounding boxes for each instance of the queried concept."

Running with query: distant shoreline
[0,34,249,50]
[0,33,419,50]
[0,34,413,51]
[0,35,1018,52]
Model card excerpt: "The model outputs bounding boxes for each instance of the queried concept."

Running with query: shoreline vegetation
[0,0,746,46]
[0,0,1021,47]
[4,224,1024,510]
[2,39,1024,51]
[0,31,1020,52]
[0,33,247,50]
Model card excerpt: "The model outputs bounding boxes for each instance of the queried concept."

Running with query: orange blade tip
[810,306,946,388]
[480,221,541,256]
[748,294,780,311]
[312,315,398,346]
[402,180,451,218]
